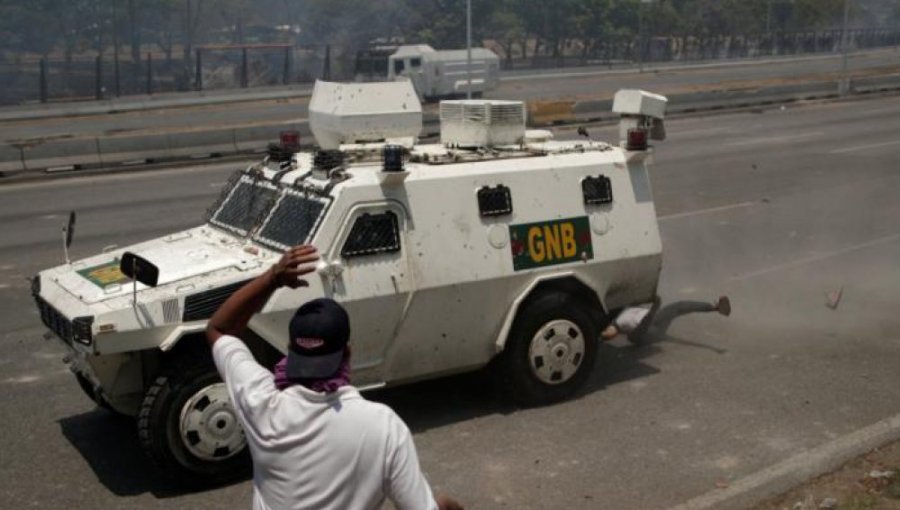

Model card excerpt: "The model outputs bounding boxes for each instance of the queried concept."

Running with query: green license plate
[509,216,593,271]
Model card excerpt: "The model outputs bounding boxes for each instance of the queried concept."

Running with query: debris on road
[867,470,895,480]
[825,288,843,310]
[816,496,837,509]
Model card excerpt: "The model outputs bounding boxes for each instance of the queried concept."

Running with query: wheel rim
[178,383,246,461]
[528,319,586,385]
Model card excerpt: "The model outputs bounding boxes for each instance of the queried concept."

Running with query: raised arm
[206,245,319,347]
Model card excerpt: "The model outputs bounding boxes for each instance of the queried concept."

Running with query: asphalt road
[2,94,900,509]
[3,49,900,144]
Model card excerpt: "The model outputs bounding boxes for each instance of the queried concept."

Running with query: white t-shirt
[614,307,650,333]
[212,335,438,510]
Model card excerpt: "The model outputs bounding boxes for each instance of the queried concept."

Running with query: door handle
[317,261,344,279]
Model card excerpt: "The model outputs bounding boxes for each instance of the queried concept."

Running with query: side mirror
[120,252,160,288]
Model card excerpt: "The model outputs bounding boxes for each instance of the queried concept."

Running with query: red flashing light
[280,130,301,152]
[626,128,648,151]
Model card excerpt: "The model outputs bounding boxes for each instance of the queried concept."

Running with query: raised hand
[269,245,320,289]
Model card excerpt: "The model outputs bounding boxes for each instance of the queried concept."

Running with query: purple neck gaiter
[273,352,351,393]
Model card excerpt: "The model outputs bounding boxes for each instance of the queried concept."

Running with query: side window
[582,175,613,205]
[477,185,513,217]
[341,211,401,258]
[393,60,405,75]
[410,57,422,68]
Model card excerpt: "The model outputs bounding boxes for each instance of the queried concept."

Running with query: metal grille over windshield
[255,191,330,251]
[209,179,279,236]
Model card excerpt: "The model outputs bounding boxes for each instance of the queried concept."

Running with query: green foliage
[0,0,891,60]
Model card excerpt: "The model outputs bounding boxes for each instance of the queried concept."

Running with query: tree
[490,1,526,65]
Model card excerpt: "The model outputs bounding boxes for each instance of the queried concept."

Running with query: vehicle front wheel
[138,360,250,486]
[498,291,600,406]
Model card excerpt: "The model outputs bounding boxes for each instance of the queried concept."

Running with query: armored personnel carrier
[32,80,668,483]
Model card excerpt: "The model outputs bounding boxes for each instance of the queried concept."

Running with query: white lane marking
[658,201,757,222]
[0,264,14,271]
[671,126,738,139]
[729,232,900,282]
[829,139,900,154]
[39,214,60,220]
[208,181,226,188]
[2,375,41,384]
[0,283,10,290]
[726,132,823,147]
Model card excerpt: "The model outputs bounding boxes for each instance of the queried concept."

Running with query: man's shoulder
[336,389,404,425]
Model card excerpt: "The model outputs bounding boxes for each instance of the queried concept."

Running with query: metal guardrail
[3,75,900,178]
[527,75,900,126]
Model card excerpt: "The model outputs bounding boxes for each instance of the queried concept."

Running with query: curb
[502,47,898,82]
[666,412,900,510]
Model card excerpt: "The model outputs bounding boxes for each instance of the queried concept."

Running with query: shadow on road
[55,336,682,496]
[57,409,243,498]
[371,341,670,432]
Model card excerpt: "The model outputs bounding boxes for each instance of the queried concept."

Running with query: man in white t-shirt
[206,245,463,510]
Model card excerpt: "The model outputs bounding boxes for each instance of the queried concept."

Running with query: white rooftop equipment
[612,89,668,147]
[439,99,526,148]
[308,80,423,150]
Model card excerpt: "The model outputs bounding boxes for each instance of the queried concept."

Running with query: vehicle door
[322,202,412,387]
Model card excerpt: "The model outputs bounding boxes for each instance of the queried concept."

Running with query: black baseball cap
[286,298,350,379]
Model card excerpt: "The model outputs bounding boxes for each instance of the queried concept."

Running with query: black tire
[498,291,600,406]
[138,359,251,487]
[74,372,119,414]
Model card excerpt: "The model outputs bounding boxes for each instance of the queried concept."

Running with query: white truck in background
[387,44,500,100]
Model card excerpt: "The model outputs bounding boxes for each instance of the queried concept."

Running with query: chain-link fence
[1,28,897,106]
[497,28,899,70]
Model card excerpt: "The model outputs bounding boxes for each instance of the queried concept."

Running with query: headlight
[72,316,94,346]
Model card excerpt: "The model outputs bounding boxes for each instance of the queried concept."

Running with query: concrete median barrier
[0,144,25,174]
[233,124,310,153]
[96,132,172,164]
[165,129,238,159]
[528,100,577,126]
[852,73,900,93]
[5,75,900,179]
[19,137,102,171]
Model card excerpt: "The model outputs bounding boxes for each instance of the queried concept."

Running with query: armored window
[477,185,513,217]
[254,191,331,252]
[210,179,279,236]
[410,57,422,68]
[582,175,613,205]
[341,211,401,258]
[394,60,405,74]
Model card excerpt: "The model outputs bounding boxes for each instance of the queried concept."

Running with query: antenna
[62,211,76,264]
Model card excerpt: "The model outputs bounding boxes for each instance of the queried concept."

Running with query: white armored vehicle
[387,44,500,100]
[32,81,668,483]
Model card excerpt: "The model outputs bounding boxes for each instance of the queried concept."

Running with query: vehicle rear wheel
[138,360,250,487]
[498,291,600,406]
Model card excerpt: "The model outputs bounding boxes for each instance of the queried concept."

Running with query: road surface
[1,94,899,509]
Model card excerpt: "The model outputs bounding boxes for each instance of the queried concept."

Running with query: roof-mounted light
[626,128,649,151]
